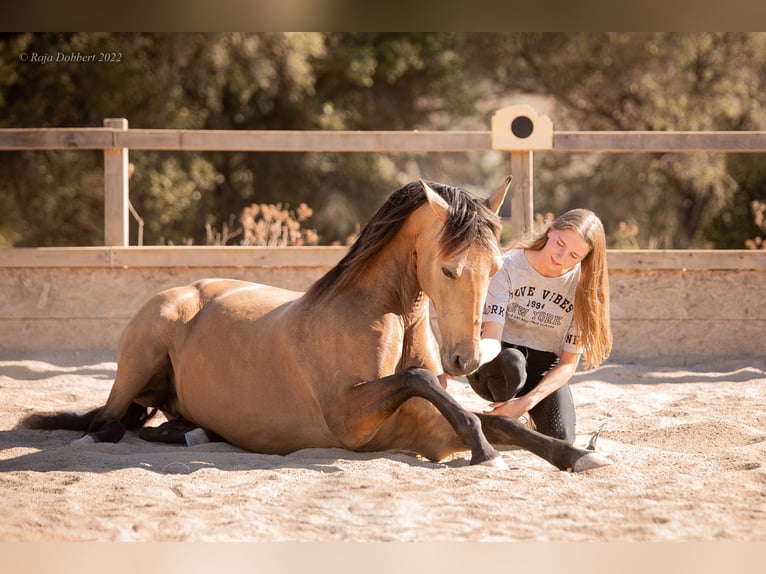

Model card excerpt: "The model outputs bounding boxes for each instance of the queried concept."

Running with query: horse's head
[415,178,510,376]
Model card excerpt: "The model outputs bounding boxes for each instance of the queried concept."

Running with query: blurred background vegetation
[1,32,765,249]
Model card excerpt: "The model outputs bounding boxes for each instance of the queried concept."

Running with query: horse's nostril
[452,355,467,373]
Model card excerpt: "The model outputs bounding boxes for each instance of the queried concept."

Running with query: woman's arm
[485,350,580,418]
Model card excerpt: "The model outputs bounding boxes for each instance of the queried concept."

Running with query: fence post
[103,118,129,246]
[510,151,534,239]
[491,105,553,240]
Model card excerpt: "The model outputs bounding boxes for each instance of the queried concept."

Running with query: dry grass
[205,202,319,246]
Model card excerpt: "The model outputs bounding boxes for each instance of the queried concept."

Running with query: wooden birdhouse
[491,105,553,150]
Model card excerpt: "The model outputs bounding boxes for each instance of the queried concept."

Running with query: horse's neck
[353,233,425,324]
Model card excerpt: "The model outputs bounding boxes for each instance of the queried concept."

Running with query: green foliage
[484,33,766,248]
[2,32,766,248]
[0,150,104,246]
[705,154,766,249]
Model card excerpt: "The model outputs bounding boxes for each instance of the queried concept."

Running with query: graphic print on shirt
[481,249,581,355]
[487,284,573,328]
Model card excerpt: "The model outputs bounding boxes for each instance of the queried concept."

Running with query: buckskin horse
[24,178,609,472]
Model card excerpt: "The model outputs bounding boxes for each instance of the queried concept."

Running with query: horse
[23,178,609,472]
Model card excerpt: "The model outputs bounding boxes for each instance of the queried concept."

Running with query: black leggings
[466,343,576,443]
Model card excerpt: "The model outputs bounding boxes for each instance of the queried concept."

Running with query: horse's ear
[420,179,449,222]
[486,175,512,214]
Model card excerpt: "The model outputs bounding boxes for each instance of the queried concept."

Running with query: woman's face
[538,228,591,277]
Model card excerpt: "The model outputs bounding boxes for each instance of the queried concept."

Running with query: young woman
[467,208,612,443]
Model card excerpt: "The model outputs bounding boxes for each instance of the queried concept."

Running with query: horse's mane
[305,180,502,301]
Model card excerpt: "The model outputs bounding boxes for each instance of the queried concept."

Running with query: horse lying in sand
[23,178,609,472]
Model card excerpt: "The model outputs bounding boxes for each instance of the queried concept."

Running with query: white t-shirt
[482,249,581,356]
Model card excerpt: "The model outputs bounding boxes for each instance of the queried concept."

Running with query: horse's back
[133,278,301,325]
[137,277,305,368]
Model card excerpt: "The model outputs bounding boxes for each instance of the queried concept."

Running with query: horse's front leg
[334,367,507,468]
[476,413,611,472]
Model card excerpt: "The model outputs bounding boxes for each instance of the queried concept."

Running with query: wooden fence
[3,105,766,246]
[1,106,765,360]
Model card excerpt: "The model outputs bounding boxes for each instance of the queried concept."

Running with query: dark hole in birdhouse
[511,116,534,139]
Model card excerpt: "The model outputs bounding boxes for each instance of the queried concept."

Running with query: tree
[3,33,766,248]
[0,32,489,246]
[478,32,766,248]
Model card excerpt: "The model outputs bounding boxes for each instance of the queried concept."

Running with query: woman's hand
[484,397,529,419]
[483,352,580,420]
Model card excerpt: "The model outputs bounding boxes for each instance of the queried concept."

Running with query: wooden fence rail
[2,105,766,247]
[4,128,766,152]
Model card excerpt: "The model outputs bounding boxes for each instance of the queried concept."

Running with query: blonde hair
[514,209,612,368]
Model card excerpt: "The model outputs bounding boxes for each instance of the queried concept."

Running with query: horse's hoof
[479,455,508,470]
[572,451,612,472]
[185,427,212,446]
[70,434,96,446]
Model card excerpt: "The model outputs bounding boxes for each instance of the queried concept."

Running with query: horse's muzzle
[444,351,480,377]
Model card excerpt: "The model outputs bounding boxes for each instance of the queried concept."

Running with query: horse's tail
[20,403,157,432]
[20,408,102,431]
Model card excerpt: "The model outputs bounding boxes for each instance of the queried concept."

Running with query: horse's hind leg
[476,414,611,472]
[138,419,222,445]
[65,403,151,444]
[336,367,506,468]
[80,323,175,443]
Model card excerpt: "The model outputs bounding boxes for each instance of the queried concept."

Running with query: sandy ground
[0,349,764,542]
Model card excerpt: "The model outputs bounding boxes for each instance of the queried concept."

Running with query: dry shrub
[745,200,765,250]
[204,202,318,247]
[239,202,318,246]
[610,221,640,249]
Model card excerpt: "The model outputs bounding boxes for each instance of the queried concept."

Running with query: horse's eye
[441,266,456,280]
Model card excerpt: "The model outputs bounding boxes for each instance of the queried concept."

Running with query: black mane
[305,180,501,301]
